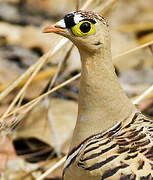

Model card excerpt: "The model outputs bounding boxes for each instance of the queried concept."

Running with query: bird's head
[43,11,109,53]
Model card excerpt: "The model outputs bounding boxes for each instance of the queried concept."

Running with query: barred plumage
[64,112,153,179]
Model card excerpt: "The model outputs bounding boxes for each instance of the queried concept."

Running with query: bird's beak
[43,25,64,33]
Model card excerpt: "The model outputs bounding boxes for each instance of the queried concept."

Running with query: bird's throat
[69,46,137,151]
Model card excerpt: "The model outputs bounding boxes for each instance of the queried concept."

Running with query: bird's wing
[77,113,153,179]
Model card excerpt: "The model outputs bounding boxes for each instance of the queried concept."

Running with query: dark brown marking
[120,174,131,180]
[118,147,129,153]
[143,119,151,123]
[135,139,150,147]
[140,174,152,180]
[150,163,153,170]
[127,127,143,139]
[77,161,85,168]
[145,146,153,156]
[145,146,153,160]
[85,140,100,149]
[120,173,136,180]
[129,147,138,153]
[140,148,147,153]
[117,139,130,146]
[130,173,136,180]
[85,155,118,171]
[124,153,138,160]
[138,159,145,170]
[131,133,146,142]
[81,143,117,162]
[102,162,129,179]
[107,123,122,137]
[115,131,127,137]
[124,112,140,129]
[84,139,111,154]
[67,133,104,158]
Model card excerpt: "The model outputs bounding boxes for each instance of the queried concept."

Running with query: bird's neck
[69,42,137,151]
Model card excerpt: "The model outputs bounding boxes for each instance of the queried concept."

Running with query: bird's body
[43,11,153,179]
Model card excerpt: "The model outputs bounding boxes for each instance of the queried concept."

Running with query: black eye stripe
[64,13,75,28]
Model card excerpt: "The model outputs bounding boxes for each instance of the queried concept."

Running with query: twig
[36,156,66,180]
[3,73,81,119]
[44,45,74,157]
[0,98,39,134]
[0,60,38,101]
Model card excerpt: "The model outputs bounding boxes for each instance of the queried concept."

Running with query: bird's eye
[80,22,91,33]
[71,20,95,37]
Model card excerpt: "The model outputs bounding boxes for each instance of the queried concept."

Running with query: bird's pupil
[80,22,91,33]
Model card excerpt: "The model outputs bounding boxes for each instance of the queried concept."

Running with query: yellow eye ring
[71,21,96,37]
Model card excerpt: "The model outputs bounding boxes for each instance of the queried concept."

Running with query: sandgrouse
[43,11,153,180]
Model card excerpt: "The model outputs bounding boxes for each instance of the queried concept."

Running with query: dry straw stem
[0,0,95,121]
[0,67,57,92]
[0,39,67,102]
[0,60,39,100]
[76,0,80,10]
[133,85,153,105]
[3,73,80,119]
[97,0,119,14]
[113,40,153,61]
[1,55,50,120]
[3,39,153,120]
[36,156,66,180]
[44,45,74,157]
[0,38,68,120]
[80,0,95,10]
[117,23,153,32]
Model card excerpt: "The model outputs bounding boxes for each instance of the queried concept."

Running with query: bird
[43,11,153,180]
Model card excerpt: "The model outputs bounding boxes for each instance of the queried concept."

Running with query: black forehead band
[64,13,97,29]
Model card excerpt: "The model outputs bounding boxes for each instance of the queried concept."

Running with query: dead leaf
[14,98,77,154]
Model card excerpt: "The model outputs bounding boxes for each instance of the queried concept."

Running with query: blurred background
[0,0,153,179]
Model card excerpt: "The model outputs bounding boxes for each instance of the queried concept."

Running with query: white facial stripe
[55,19,66,28]
[73,14,84,24]
[63,144,83,170]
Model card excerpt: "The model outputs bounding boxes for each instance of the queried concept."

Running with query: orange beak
[43,25,64,33]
